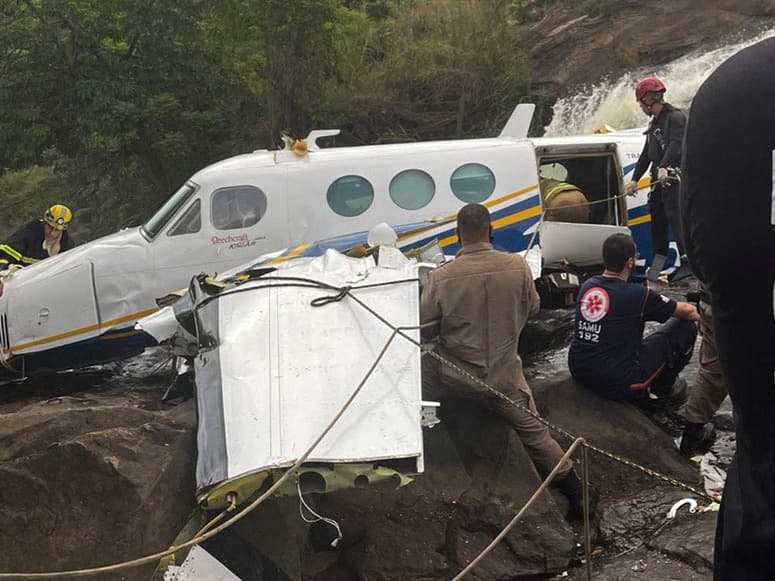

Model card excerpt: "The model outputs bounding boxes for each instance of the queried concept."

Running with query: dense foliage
[0,0,570,240]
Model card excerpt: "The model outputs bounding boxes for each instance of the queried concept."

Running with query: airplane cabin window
[450,163,495,203]
[167,199,201,236]
[211,186,268,231]
[327,175,374,217]
[389,169,435,210]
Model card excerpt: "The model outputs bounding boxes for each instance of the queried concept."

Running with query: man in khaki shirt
[421,203,582,514]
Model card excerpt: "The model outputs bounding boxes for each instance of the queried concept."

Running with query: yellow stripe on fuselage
[266,242,312,266]
[438,204,542,248]
[628,214,652,227]
[8,307,158,353]
[396,184,540,243]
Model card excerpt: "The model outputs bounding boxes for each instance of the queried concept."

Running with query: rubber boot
[555,470,595,521]
[680,422,716,456]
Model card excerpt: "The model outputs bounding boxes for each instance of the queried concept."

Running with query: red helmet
[635,77,666,102]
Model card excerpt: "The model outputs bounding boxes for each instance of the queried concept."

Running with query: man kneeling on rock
[421,203,584,517]
[569,233,699,407]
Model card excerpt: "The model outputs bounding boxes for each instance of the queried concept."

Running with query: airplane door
[152,172,288,291]
[8,261,100,355]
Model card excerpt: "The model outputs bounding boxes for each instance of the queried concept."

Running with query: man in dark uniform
[681,38,775,580]
[421,203,584,514]
[568,233,698,404]
[0,204,75,268]
[625,77,688,267]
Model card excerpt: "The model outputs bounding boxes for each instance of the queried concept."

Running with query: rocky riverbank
[0,298,727,580]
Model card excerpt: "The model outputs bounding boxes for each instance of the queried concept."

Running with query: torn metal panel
[187,248,423,492]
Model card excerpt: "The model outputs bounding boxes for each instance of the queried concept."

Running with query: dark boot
[555,470,596,521]
[652,376,688,408]
[641,376,688,413]
[680,422,716,456]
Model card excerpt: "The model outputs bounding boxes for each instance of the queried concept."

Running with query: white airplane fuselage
[0,108,662,379]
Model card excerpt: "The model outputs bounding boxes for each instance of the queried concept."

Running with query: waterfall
[544,26,775,136]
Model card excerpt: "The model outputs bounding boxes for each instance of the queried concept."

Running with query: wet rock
[521,308,575,354]
[531,372,701,499]
[597,486,691,552]
[230,402,577,580]
[0,390,196,581]
[648,512,716,570]
[528,2,774,91]
[568,547,711,580]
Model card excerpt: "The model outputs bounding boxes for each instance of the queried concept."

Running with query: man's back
[421,242,538,393]
[569,275,676,394]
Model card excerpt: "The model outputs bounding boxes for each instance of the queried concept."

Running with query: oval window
[389,169,435,210]
[327,175,374,217]
[450,163,496,203]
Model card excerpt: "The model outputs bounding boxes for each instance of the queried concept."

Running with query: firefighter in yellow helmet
[0,204,76,269]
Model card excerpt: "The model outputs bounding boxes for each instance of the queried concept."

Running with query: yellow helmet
[43,204,73,231]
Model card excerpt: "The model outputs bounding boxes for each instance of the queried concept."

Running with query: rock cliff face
[529,0,775,91]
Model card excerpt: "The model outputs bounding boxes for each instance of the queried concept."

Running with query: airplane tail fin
[499,103,535,139]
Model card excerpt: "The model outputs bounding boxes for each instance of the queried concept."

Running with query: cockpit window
[167,199,201,236]
[142,183,197,239]
[211,186,268,230]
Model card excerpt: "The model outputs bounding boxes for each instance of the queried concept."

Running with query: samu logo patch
[580,287,610,323]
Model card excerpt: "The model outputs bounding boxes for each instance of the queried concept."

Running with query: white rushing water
[544,26,775,136]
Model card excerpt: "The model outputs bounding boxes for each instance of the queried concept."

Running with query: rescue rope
[0,319,409,579]
[542,191,631,211]
[0,274,711,579]
[452,437,592,580]
[335,284,716,504]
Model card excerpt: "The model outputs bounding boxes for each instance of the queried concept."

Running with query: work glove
[657,167,669,184]
[625,180,638,196]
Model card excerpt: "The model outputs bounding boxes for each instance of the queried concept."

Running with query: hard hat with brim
[43,204,73,231]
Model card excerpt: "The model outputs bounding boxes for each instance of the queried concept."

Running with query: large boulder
[0,368,708,581]
[531,372,700,498]
[0,389,197,581]
[207,401,577,580]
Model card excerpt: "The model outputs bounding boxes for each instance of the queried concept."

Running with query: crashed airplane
[0,104,673,381]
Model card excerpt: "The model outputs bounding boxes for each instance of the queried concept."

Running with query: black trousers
[649,182,685,258]
[633,318,697,396]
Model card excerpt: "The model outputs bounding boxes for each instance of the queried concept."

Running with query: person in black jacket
[681,37,775,581]
[0,204,76,269]
[625,77,688,267]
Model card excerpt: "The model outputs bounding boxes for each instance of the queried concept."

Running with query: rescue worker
[421,203,584,516]
[568,233,699,405]
[681,37,775,580]
[679,284,726,456]
[625,77,688,267]
[540,179,590,223]
[0,205,75,269]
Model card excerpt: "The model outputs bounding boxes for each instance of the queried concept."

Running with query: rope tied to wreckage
[0,275,711,579]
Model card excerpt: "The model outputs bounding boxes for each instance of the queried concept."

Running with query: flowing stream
[544,25,775,136]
